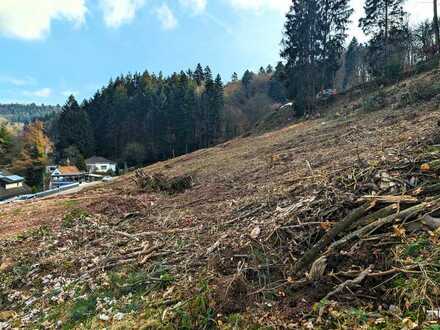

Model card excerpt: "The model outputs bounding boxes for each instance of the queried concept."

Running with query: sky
[0,0,435,105]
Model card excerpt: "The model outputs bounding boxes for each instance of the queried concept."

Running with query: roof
[0,170,25,183]
[55,166,82,175]
[85,156,116,165]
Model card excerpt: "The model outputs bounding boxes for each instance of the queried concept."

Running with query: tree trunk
[434,0,440,52]
[385,0,389,62]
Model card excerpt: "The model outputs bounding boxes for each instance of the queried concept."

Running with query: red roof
[57,166,81,175]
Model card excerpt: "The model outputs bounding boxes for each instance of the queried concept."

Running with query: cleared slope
[1,70,440,329]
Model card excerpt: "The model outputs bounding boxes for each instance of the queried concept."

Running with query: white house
[0,173,24,190]
[85,156,117,174]
[0,170,30,201]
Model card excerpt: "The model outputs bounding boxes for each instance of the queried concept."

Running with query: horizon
[0,0,434,105]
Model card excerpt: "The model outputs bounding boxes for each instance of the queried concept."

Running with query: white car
[102,176,113,182]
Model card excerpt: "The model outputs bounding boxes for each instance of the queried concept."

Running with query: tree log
[292,202,372,274]
[327,198,440,254]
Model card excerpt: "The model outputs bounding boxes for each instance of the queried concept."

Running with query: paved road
[47,181,103,197]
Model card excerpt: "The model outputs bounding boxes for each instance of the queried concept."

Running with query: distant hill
[0,103,61,123]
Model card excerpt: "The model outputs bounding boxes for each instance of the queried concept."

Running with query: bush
[133,171,193,194]
[400,80,440,107]
[415,55,440,74]
[382,62,404,83]
[362,91,386,112]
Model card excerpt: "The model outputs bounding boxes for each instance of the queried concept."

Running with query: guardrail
[0,183,80,205]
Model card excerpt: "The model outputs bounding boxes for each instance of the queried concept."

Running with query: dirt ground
[1,70,440,329]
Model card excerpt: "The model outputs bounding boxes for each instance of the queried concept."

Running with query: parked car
[102,176,113,182]
[316,89,337,101]
[279,102,294,111]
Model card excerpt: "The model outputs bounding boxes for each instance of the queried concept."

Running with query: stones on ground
[0,257,15,272]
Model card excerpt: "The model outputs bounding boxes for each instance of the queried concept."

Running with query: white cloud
[24,88,52,98]
[0,0,86,40]
[227,0,290,13]
[179,0,207,14]
[155,4,178,30]
[0,76,35,86]
[100,0,145,28]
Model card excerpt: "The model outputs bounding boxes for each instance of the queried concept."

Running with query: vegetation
[0,103,61,123]
[53,65,286,167]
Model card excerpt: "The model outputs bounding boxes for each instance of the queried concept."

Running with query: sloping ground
[1,71,440,329]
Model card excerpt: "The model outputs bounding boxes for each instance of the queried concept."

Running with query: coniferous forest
[53,64,287,167]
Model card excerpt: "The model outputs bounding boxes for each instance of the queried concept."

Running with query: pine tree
[242,70,254,97]
[57,95,95,159]
[194,63,205,86]
[282,0,352,114]
[359,0,407,79]
[211,74,224,143]
[259,66,266,75]
[343,37,360,90]
[204,66,213,83]
[359,0,406,39]
[231,72,239,82]
[269,62,287,102]
[266,65,274,74]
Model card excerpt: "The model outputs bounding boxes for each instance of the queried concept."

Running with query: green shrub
[362,91,386,112]
[400,80,440,107]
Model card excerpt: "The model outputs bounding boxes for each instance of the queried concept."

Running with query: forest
[0,103,61,123]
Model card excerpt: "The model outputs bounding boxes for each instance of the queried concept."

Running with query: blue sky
[0,0,433,105]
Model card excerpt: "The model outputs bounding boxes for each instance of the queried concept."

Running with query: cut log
[327,198,440,254]
[413,183,440,196]
[358,195,418,204]
[422,214,440,230]
[292,202,372,274]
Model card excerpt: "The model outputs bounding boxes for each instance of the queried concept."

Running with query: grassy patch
[362,91,386,112]
[61,208,89,228]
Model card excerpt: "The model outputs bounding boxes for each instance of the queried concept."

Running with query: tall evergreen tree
[231,72,239,82]
[242,70,254,97]
[269,62,287,103]
[359,0,407,79]
[57,95,95,158]
[359,0,406,40]
[281,0,352,114]
[194,63,205,86]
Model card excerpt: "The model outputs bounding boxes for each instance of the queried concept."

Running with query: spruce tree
[281,0,352,114]
[57,95,95,158]
[194,63,205,86]
[242,70,254,97]
[231,72,239,82]
[359,0,407,79]
[269,62,287,103]
[359,0,406,39]
[343,37,360,90]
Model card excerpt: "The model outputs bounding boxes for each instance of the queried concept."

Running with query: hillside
[1,70,440,329]
[0,103,61,123]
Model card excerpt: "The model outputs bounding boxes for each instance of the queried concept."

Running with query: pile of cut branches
[132,170,193,194]
[257,142,440,326]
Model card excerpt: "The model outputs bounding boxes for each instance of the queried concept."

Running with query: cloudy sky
[0,0,434,104]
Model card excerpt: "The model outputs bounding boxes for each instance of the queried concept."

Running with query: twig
[324,265,373,301]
